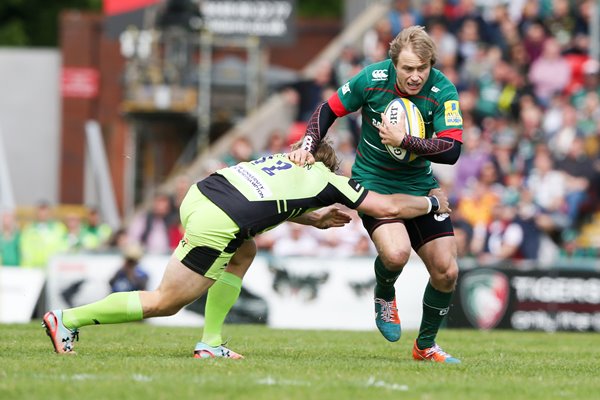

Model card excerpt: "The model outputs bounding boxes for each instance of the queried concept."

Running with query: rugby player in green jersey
[42,139,450,358]
[289,26,463,363]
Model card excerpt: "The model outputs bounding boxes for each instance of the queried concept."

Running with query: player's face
[394,48,431,95]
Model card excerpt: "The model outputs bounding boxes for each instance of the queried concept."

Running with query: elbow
[379,204,402,219]
[447,153,460,165]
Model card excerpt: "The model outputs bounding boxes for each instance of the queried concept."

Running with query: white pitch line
[366,376,409,391]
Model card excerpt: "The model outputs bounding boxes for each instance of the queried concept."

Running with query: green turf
[1,323,598,400]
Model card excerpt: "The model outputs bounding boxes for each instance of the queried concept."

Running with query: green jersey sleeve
[428,70,463,138]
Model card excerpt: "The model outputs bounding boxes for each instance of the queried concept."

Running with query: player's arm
[290,205,352,229]
[356,188,451,219]
[399,136,461,164]
[379,113,462,164]
[288,101,338,166]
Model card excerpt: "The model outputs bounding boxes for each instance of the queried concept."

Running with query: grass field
[1,323,598,400]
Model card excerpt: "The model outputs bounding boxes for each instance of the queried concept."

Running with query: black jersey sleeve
[400,136,462,164]
[302,102,338,154]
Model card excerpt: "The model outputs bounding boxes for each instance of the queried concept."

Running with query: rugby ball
[383,97,425,162]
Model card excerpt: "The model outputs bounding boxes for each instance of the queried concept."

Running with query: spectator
[570,59,600,111]
[259,128,287,158]
[457,160,503,228]
[221,136,256,166]
[547,103,584,160]
[556,136,596,228]
[451,0,490,43]
[388,0,424,37]
[526,146,569,234]
[20,201,67,267]
[521,20,547,64]
[451,120,489,197]
[455,18,483,70]
[314,209,375,257]
[528,37,571,107]
[472,195,535,266]
[108,227,130,250]
[427,17,458,69]
[362,20,394,65]
[0,210,21,266]
[80,207,112,251]
[109,244,149,292]
[127,192,173,254]
[544,0,581,48]
[63,212,85,252]
[333,44,363,87]
[271,223,319,257]
[559,229,597,259]
[452,215,475,259]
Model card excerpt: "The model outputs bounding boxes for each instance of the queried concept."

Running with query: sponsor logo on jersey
[371,69,388,81]
[231,165,272,199]
[444,100,462,126]
[431,86,440,93]
[342,82,351,95]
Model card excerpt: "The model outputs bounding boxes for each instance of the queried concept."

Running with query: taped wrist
[301,135,317,153]
[427,195,440,213]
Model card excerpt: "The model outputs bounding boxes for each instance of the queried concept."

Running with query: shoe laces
[375,298,398,322]
[426,344,449,358]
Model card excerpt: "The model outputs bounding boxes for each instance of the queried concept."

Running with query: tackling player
[42,139,450,357]
[289,25,463,363]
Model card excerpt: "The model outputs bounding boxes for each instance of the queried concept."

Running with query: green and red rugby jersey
[328,59,463,195]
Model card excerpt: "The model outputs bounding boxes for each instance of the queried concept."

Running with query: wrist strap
[427,195,440,213]
[301,135,316,153]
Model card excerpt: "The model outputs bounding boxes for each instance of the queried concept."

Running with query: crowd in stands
[208,0,600,266]
[0,202,113,267]
[2,0,600,269]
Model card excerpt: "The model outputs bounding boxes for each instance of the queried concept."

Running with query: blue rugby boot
[374,297,401,342]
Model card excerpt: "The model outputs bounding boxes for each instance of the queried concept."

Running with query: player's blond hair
[291,139,340,172]
[389,25,437,67]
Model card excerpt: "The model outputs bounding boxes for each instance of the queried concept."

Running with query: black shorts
[361,212,455,251]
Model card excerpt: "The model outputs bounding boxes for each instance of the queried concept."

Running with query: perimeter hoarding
[448,267,600,332]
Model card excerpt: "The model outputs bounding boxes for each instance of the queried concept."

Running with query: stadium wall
[0,49,61,207]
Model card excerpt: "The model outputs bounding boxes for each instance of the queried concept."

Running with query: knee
[227,240,257,277]
[380,248,412,271]
[142,290,183,318]
[431,262,459,291]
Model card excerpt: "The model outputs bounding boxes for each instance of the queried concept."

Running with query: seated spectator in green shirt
[20,201,67,267]
[0,210,21,266]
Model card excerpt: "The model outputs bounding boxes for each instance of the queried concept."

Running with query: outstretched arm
[288,101,338,166]
[290,205,352,229]
[356,188,451,219]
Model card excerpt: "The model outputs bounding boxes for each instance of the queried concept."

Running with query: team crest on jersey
[342,82,351,95]
[371,70,388,81]
[444,100,462,126]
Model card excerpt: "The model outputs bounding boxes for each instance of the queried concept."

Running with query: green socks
[417,282,453,349]
[62,291,144,329]
[201,272,242,346]
[374,256,401,300]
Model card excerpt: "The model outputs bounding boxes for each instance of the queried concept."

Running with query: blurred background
[1,0,600,332]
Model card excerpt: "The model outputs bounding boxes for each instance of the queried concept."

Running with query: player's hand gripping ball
[383,98,425,162]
